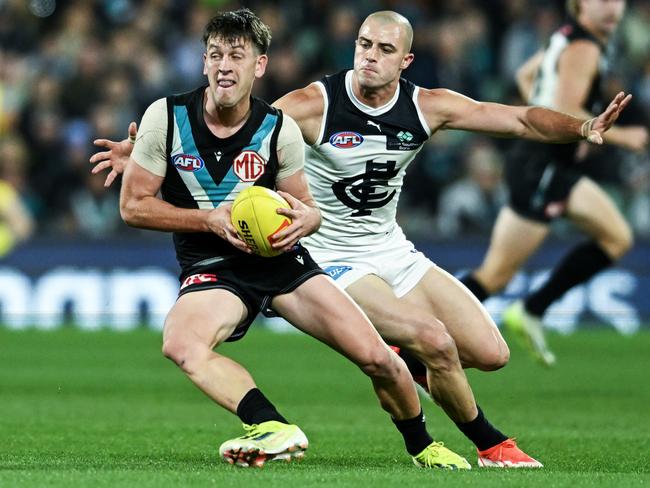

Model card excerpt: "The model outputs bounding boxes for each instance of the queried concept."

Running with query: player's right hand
[90,121,137,187]
[205,205,252,254]
[619,125,649,153]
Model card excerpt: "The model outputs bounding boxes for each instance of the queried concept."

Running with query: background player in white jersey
[110,8,471,470]
[91,9,629,468]
[459,0,649,366]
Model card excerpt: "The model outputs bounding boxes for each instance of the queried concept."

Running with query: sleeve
[275,114,305,180]
[131,98,168,177]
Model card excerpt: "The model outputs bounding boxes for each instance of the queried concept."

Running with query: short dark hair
[202,8,272,55]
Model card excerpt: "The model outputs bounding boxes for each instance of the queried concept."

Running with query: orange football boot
[477,438,543,468]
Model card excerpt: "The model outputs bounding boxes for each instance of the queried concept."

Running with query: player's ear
[255,54,268,78]
[203,52,208,75]
[400,52,414,70]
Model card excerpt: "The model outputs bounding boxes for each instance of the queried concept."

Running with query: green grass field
[1,326,648,487]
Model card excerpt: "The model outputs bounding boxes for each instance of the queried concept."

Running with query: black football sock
[460,274,490,302]
[525,241,613,317]
[236,388,289,425]
[455,406,508,451]
[392,410,434,456]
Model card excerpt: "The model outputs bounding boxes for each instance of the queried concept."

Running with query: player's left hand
[272,191,321,251]
[584,91,632,144]
[90,121,137,187]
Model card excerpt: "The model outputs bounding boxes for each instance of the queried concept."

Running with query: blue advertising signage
[0,238,648,333]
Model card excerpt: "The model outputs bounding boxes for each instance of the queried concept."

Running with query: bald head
[361,11,413,52]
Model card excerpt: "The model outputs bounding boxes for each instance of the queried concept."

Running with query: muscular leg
[472,206,550,296]
[524,178,633,316]
[402,266,509,372]
[345,274,477,423]
[273,275,462,462]
[567,178,633,259]
[346,273,516,453]
[161,289,256,413]
[272,275,420,421]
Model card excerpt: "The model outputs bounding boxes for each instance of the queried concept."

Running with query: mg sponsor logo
[173,153,205,172]
[329,131,363,148]
[234,150,266,181]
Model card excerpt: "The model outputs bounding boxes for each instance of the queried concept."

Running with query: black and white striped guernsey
[302,70,431,251]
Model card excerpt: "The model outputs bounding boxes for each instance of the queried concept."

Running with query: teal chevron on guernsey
[173,105,220,208]
[218,112,279,205]
[172,107,279,208]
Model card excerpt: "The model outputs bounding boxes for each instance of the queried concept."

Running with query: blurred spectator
[0,178,34,257]
[1,0,648,241]
[436,141,507,237]
[69,172,121,238]
[0,136,34,256]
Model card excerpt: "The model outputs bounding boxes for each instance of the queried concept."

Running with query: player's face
[203,36,267,109]
[353,20,414,90]
[581,0,626,36]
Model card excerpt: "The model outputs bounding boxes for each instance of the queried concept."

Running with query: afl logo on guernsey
[173,153,204,172]
[329,131,363,148]
[233,150,267,182]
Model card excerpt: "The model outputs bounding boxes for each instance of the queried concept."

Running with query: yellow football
[231,186,292,257]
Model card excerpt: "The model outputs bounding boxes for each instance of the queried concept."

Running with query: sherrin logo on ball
[231,186,292,257]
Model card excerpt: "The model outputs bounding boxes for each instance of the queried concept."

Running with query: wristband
[580,118,596,139]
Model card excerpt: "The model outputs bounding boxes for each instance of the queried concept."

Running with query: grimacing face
[353,19,414,90]
[203,36,267,109]
[580,0,626,36]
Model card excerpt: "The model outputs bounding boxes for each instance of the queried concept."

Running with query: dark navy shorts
[178,244,324,341]
[505,142,582,223]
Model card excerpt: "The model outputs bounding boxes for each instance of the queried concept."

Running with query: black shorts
[177,244,325,342]
[505,142,582,223]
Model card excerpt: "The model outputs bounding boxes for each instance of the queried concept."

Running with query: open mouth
[217,79,236,88]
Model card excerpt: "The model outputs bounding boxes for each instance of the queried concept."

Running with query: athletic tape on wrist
[580,118,596,140]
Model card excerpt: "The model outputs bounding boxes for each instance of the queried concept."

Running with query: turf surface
[1,327,648,487]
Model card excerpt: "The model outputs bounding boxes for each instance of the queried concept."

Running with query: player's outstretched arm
[421,88,631,145]
[90,121,137,187]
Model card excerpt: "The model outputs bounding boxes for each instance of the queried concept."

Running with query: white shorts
[306,227,435,298]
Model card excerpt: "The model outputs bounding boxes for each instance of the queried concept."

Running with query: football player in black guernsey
[461,0,647,367]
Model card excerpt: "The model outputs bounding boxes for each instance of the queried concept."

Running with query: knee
[608,227,634,259]
[162,332,207,376]
[357,346,400,381]
[413,325,460,374]
[472,341,510,371]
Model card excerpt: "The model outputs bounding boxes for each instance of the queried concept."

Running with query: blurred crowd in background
[0,0,649,253]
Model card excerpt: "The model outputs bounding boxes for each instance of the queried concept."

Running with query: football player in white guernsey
[460,0,648,366]
[97,8,479,470]
[91,9,630,469]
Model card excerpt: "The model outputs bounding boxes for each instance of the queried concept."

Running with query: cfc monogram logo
[332,161,399,217]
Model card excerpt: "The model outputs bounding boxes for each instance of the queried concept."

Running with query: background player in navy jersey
[91,9,629,468]
[460,0,648,366]
[112,8,469,470]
